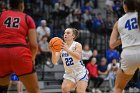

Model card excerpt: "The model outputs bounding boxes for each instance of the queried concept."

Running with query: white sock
[19,92,23,93]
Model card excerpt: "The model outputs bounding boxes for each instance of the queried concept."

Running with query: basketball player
[0,0,41,93]
[50,28,88,93]
[109,0,140,93]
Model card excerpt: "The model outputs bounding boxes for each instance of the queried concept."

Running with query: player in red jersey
[0,0,41,93]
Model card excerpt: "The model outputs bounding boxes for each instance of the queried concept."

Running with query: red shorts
[0,47,34,77]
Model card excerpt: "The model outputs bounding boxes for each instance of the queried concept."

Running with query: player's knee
[61,84,70,92]
[76,88,86,93]
[76,90,85,93]
[0,85,8,93]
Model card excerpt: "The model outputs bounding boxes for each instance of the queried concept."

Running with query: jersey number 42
[4,17,20,28]
[125,17,138,30]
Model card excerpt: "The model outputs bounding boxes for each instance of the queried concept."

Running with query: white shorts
[63,69,88,83]
[121,46,140,75]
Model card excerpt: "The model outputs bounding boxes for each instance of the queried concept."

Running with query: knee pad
[0,85,8,93]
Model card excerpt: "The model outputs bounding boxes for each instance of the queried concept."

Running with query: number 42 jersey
[61,41,86,74]
[0,10,35,45]
[118,12,140,49]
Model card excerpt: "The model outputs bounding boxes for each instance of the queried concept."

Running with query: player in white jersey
[109,0,140,93]
[50,28,88,93]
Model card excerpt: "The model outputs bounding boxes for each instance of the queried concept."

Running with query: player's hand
[49,45,56,53]
[62,42,69,51]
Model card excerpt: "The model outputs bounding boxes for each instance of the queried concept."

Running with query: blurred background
[1,0,140,93]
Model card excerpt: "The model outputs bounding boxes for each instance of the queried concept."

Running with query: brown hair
[124,0,140,27]
[70,28,79,40]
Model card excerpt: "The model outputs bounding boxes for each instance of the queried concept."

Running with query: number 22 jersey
[61,41,87,74]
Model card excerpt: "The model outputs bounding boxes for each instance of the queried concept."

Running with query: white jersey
[118,12,140,49]
[61,41,87,74]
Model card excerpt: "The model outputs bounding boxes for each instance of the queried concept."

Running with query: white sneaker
[129,87,133,92]
[96,89,102,93]
[92,88,96,93]
[134,87,139,92]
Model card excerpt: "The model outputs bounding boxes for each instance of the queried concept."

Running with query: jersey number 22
[65,58,74,66]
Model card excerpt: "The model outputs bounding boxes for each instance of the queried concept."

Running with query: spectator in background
[112,0,122,18]
[107,58,120,90]
[39,35,51,65]
[98,57,108,79]
[106,49,120,64]
[90,49,101,64]
[36,20,51,42]
[81,1,92,14]
[82,9,93,32]
[82,44,92,66]
[92,13,105,34]
[82,9,92,24]
[105,15,114,36]
[86,57,103,93]
[0,1,7,14]
[71,0,82,8]
[69,9,82,30]
[105,0,114,12]
[91,0,98,8]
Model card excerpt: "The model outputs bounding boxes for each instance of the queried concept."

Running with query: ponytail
[135,0,140,27]
[72,28,79,40]
[67,28,79,40]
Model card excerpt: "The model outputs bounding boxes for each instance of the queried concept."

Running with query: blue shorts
[10,73,19,81]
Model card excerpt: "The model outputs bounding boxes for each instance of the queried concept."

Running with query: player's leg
[0,48,11,93]
[114,69,133,93]
[19,72,41,93]
[76,70,88,93]
[114,50,139,93]
[76,80,88,93]
[12,47,41,93]
[0,75,10,93]
[17,81,23,93]
[61,79,76,93]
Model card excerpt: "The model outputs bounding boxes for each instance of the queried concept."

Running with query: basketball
[49,37,63,52]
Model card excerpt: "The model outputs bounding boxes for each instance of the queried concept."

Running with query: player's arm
[109,21,121,50]
[27,15,38,64]
[51,50,61,64]
[28,29,38,64]
[63,42,82,60]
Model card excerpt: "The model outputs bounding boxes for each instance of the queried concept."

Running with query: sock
[19,92,23,93]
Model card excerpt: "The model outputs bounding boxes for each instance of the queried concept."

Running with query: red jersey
[0,10,36,45]
[86,62,98,78]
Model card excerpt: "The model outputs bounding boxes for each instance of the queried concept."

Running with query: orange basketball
[49,37,63,52]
